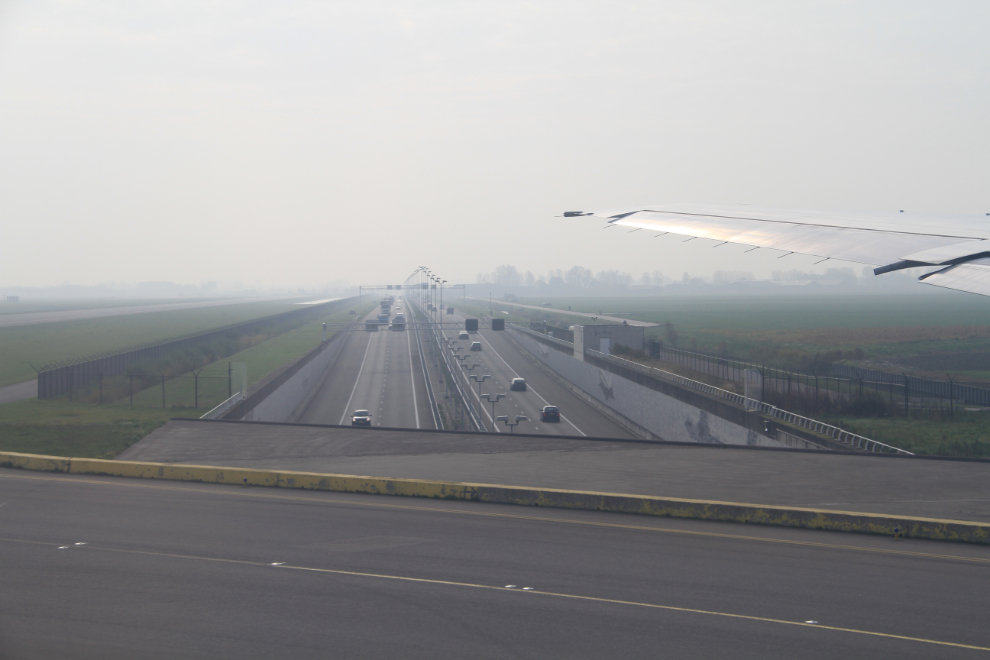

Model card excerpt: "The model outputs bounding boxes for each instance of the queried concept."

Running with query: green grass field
[502,294,990,379]
[0,298,312,387]
[125,303,375,410]
[0,297,230,316]
[831,413,990,458]
[0,398,175,458]
[0,299,375,458]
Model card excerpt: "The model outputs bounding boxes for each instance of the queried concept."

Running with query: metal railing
[412,323,443,430]
[200,392,244,420]
[646,340,990,409]
[509,323,911,455]
[415,300,486,431]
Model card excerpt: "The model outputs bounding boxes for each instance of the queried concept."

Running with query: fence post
[947,373,954,418]
[159,369,168,409]
[129,373,134,406]
[98,372,103,404]
[228,362,232,398]
[192,369,202,409]
[901,373,911,417]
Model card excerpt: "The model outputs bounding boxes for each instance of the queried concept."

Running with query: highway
[297,298,436,429]
[435,305,634,438]
[2,467,989,659]
[294,294,632,438]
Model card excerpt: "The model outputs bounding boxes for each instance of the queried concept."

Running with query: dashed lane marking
[2,535,984,653]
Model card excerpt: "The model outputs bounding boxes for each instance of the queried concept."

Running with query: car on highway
[458,330,469,340]
[540,405,560,422]
[351,410,372,426]
[510,377,527,391]
[470,341,482,351]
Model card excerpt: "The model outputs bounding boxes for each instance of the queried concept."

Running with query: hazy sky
[2,1,988,289]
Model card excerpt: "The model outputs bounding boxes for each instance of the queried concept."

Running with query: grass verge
[0,399,174,458]
[830,413,990,458]
[0,299,310,388]
[0,300,377,456]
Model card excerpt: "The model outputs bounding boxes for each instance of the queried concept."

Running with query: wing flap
[920,258,990,296]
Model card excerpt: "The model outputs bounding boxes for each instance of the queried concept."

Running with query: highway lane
[2,468,990,659]
[437,306,634,438]
[297,299,435,429]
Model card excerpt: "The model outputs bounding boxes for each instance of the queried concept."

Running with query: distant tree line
[476,265,665,289]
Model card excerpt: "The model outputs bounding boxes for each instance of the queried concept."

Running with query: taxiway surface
[2,468,989,659]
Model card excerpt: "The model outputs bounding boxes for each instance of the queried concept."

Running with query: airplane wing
[564,203,990,296]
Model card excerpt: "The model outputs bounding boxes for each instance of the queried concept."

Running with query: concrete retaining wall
[227,330,351,423]
[509,326,783,448]
[3,450,987,545]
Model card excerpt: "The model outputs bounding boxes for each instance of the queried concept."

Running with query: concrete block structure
[573,324,644,360]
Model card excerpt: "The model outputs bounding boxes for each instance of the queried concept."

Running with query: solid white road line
[339,332,375,425]
[405,325,421,429]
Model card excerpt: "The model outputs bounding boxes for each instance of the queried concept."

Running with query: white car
[458,331,469,340]
[351,410,372,426]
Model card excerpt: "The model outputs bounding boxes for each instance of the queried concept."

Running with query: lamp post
[440,279,446,323]
[495,415,528,433]
[481,392,505,423]
[470,373,490,401]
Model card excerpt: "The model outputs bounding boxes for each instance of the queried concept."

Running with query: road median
[2,449,988,545]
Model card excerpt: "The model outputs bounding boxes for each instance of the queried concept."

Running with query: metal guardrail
[412,324,443,430]
[200,392,244,420]
[416,301,486,432]
[509,323,911,455]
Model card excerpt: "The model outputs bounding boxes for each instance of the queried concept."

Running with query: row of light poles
[408,269,527,433]
[410,266,447,325]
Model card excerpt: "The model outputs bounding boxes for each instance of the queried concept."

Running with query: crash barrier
[1,450,986,545]
[508,324,907,453]
[413,325,443,430]
[36,298,355,400]
[415,301,486,432]
[586,348,910,455]
[200,392,243,420]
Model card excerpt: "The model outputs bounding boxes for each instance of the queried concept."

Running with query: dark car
[540,406,560,422]
[470,341,482,351]
[351,410,372,426]
[510,378,527,391]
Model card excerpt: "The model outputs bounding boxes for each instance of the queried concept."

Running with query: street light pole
[481,393,505,423]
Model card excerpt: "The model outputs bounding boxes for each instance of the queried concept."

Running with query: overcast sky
[2,1,987,289]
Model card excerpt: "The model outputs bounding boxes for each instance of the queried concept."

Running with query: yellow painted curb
[2,450,988,545]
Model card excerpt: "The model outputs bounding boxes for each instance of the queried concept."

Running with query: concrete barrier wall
[3,450,987,545]
[236,331,350,423]
[509,327,784,448]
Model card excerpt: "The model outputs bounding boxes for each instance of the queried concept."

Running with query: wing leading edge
[566,204,990,297]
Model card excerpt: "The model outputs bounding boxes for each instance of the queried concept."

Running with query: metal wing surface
[566,204,990,296]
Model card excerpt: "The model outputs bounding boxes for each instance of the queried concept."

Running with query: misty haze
[2,2,989,659]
